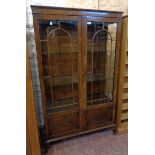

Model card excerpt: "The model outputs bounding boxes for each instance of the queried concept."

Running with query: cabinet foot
[40,126,48,153]
[112,128,117,135]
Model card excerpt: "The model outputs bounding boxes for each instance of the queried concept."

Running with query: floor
[45,130,128,155]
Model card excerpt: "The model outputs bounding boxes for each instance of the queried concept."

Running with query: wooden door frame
[81,16,122,127]
[33,14,83,138]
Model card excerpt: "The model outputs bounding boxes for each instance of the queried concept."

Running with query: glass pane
[39,19,79,113]
[87,21,117,106]
[44,78,52,108]
[39,20,78,40]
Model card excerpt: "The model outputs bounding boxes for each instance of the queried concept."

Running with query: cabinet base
[46,123,116,144]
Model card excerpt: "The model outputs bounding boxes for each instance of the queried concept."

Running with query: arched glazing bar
[90,28,113,105]
[47,28,75,108]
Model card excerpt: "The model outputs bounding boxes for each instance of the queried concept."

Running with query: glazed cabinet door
[82,16,120,129]
[34,15,82,139]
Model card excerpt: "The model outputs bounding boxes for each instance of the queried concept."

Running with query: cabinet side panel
[33,16,49,136]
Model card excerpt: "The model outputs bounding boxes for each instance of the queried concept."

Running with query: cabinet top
[31,5,123,18]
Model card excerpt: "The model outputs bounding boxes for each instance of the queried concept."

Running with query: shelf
[124,82,128,89]
[87,72,114,82]
[123,99,128,104]
[87,94,113,106]
[123,93,128,100]
[46,105,78,114]
[121,112,128,121]
[42,51,78,55]
[125,65,128,72]
[124,72,128,77]
[46,99,79,114]
[123,89,128,94]
[126,57,128,65]
[40,40,78,42]
[121,121,128,130]
[122,103,128,111]
[46,98,77,108]
[87,50,115,53]
[43,73,114,86]
[43,75,79,86]
[124,76,128,83]
[87,39,116,42]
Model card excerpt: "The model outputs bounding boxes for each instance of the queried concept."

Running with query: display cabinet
[31,5,122,143]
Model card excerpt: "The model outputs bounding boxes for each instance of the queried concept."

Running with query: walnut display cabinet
[31,5,123,143]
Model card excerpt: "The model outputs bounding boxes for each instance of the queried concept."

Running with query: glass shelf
[46,98,78,108]
[87,93,113,106]
[42,73,113,86]
[40,40,78,42]
[87,50,115,53]
[87,39,116,42]
[46,99,79,114]
[42,51,78,55]
[46,97,78,107]
[86,72,114,81]
[43,75,79,86]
